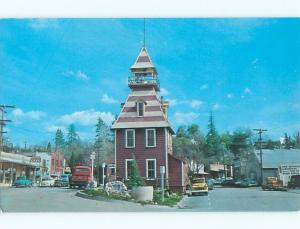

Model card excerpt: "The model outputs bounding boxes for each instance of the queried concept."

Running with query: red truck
[69,165,93,188]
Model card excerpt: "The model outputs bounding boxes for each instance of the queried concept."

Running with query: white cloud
[45,124,67,133]
[174,112,199,124]
[12,108,46,120]
[190,100,203,109]
[212,103,220,110]
[227,93,234,99]
[160,87,170,96]
[244,87,252,94]
[168,99,178,106]
[101,93,118,104]
[29,19,58,29]
[58,109,115,126]
[200,84,208,90]
[64,70,89,81]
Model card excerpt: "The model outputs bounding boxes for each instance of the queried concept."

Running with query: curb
[75,191,174,209]
[175,195,189,209]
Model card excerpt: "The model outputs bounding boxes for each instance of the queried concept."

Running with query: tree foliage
[54,128,65,151]
[127,156,145,187]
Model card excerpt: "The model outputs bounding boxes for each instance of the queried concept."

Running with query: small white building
[35,152,52,177]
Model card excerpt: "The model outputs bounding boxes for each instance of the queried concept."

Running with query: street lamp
[102,162,106,187]
[90,152,96,183]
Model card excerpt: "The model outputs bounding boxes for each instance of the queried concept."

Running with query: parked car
[13,176,32,188]
[206,179,215,190]
[213,177,225,185]
[221,179,236,186]
[188,177,208,196]
[41,177,56,187]
[54,174,70,187]
[69,165,93,189]
[240,178,259,187]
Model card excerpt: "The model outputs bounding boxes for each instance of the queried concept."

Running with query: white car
[41,177,55,187]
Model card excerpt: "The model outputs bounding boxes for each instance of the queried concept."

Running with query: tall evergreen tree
[46,142,51,153]
[66,124,80,166]
[54,128,65,151]
[206,111,220,159]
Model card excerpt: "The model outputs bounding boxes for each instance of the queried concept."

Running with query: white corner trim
[181,161,184,187]
[146,158,157,179]
[165,128,169,179]
[114,129,117,180]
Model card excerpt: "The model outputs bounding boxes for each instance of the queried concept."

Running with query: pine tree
[94,117,110,163]
[127,156,145,187]
[55,128,65,151]
[46,142,51,153]
[206,111,220,159]
[66,124,80,166]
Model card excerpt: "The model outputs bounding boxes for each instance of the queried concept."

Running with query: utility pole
[0,105,15,152]
[253,128,267,185]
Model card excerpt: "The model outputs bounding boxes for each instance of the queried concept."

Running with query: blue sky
[1,18,299,146]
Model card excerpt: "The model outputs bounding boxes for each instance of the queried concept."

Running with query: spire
[131,47,155,70]
[143,18,146,48]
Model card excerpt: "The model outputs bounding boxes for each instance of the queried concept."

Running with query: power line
[253,128,267,185]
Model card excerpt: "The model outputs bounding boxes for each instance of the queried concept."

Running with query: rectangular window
[125,159,134,180]
[146,159,156,179]
[146,129,156,147]
[125,129,135,148]
[137,102,144,116]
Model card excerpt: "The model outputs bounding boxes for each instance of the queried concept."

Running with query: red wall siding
[116,127,166,180]
[168,155,182,187]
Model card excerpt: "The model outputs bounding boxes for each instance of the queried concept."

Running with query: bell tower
[128,47,160,91]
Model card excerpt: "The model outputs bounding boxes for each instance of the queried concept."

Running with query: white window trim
[125,129,135,148]
[145,128,156,147]
[137,101,145,117]
[125,159,134,180]
[146,159,157,180]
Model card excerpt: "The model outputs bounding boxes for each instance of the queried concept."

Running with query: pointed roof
[131,47,156,70]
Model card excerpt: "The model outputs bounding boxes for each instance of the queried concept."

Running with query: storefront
[0,151,39,186]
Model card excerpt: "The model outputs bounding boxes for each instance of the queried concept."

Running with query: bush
[126,159,145,188]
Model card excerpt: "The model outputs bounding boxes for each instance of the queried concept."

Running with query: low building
[209,163,233,179]
[50,152,65,176]
[0,151,39,186]
[255,149,300,185]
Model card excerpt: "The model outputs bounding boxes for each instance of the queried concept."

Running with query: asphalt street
[179,186,300,211]
[0,187,172,212]
[0,186,299,212]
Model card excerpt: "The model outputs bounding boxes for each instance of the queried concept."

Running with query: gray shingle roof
[255,149,300,168]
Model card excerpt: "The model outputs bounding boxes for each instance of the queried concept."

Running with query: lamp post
[90,152,96,183]
[102,162,106,187]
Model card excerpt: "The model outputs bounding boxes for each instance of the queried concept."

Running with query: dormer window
[137,101,145,117]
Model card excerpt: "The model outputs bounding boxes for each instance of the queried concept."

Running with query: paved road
[1,186,299,212]
[178,186,300,211]
[0,187,173,212]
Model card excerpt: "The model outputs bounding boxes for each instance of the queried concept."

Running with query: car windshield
[74,168,90,172]
[16,176,26,180]
[61,175,68,178]
[192,178,205,183]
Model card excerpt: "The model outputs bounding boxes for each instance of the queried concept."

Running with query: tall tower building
[112,47,189,192]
